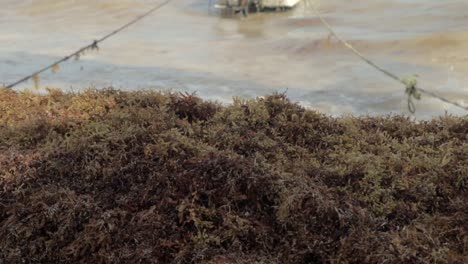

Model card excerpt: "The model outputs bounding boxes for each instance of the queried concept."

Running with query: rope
[5,0,173,89]
[310,5,468,113]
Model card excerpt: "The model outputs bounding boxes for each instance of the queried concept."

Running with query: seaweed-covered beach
[1,88,466,263]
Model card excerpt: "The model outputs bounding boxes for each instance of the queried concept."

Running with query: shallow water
[1,0,468,118]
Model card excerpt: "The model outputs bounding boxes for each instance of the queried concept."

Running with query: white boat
[260,0,301,9]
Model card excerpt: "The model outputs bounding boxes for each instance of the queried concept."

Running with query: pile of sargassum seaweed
[0,88,466,263]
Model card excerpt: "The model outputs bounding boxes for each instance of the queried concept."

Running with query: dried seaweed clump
[0,88,467,263]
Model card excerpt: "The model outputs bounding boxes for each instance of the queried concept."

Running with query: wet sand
[1,0,468,118]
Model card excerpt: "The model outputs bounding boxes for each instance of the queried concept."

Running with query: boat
[213,0,301,13]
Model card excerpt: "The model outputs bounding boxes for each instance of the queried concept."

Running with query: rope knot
[91,40,99,51]
[402,75,421,113]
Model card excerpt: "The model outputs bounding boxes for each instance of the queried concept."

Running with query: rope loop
[401,75,421,113]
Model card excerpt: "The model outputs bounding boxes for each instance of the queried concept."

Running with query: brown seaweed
[0,88,466,263]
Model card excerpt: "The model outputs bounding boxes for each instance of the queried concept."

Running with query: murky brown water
[1,0,468,118]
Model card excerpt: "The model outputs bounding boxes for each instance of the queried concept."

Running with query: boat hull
[214,0,301,10]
